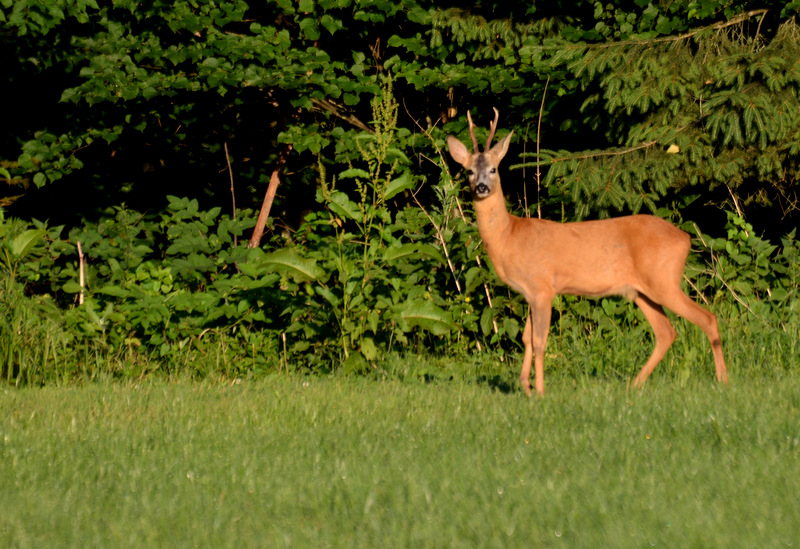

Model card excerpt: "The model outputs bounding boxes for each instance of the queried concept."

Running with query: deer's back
[500,214,690,298]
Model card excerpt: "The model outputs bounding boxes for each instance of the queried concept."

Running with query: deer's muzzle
[474,183,490,197]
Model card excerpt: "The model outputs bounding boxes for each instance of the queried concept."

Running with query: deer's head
[446,108,513,200]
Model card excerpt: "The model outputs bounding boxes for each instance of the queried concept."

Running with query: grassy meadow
[2,371,800,548]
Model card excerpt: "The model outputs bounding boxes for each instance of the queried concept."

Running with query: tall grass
[3,267,796,388]
[2,375,799,548]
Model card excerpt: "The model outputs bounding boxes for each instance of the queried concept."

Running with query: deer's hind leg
[632,293,677,388]
[656,291,728,384]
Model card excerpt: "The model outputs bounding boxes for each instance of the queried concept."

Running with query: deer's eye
[490,168,497,174]
[466,169,474,176]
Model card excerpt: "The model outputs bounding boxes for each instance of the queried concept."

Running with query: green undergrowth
[1,375,798,547]
[2,265,796,389]
[1,82,798,387]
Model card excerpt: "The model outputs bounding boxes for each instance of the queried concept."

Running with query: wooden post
[248,145,292,249]
[77,241,85,305]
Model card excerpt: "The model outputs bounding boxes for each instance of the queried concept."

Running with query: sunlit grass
[2,373,799,548]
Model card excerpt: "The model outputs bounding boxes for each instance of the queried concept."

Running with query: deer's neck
[473,181,515,259]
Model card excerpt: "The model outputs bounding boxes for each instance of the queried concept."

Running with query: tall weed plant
[0,210,75,384]
[289,77,461,372]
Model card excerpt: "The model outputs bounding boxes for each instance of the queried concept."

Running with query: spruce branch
[534,9,771,67]
[592,9,770,49]
[512,139,659,170]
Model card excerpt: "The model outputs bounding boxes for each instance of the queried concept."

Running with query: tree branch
[311,98,373,133]
[224,141,237,247]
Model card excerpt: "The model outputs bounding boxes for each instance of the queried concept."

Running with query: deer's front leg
[521,297,553,396]
[520,315,534,396]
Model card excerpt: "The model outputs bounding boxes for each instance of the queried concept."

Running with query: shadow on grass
[475,374,517,394]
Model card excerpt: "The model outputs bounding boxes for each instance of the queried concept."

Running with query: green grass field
[2,373,799,548]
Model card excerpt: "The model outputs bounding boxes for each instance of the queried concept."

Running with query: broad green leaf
[10,229,46,259]
[384,171,416,200]
[320,13,341,35]
[315,286,341,308]
[327,191,361,221]
[341,351,368,374]
[464,265,483,294]
[62,281,83,294]
[237,261,260,278]
[261,248,324,281]
[361,337,379,360]
[501,317,519,341]
[97,285,131,297]
[385,147,410,164]
[298,18,319,40]
[384,243,445,264]
[480,306,495,336]
[338,168,370,180]
[399,299,455,335]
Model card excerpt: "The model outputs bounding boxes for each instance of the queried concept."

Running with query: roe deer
[446,109,728,396]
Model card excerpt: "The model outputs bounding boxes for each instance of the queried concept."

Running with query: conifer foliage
[519,12,800,221]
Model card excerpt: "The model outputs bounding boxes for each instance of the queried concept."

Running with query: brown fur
[447,118,728,396]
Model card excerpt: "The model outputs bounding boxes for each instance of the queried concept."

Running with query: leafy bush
[2,179,798,386]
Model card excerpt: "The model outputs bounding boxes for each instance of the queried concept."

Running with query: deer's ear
[489,131,513,162]
[447,136,472,168]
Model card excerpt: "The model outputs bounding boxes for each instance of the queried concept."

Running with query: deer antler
[466,111,480,153]
[484,107,499,151]
[467,109,500,152]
